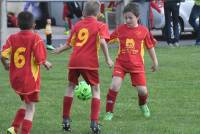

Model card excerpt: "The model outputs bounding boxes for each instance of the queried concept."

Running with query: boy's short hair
[83,1,100,17]
[123,3,140,17]
[17,11,34,30]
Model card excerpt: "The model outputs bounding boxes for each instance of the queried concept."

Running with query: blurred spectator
[107,0,117,11]
[37,2,53,29]
[189,0,200,45]
[63,2,82,35]
[24,2,55,29]
[131,0,150,28]
[164,0,184,47]
[150,0,161,29]
[23,2,41,20]
[130,1,158,46]
[7,12,17,27]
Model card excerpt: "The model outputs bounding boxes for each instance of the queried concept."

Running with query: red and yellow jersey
[1,31,47,95]
[67,17,110,70]
[109,24,154,72]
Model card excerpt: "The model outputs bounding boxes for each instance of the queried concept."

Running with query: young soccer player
[53,1,113,133]
[104,3,159,121]
[1,11,52,134]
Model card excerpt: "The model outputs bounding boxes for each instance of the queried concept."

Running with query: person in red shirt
[1,11,52,134]
[150,0,161,29]
[63,2,82,35]
[7,12,18,27]
[53,1,113,133]
[104,3,159,121]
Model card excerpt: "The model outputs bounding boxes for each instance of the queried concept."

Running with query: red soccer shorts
[20,92,39,103]
[68,69,99,86]
[113,62,146,86]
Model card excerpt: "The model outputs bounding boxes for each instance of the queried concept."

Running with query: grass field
[0,46,200,134]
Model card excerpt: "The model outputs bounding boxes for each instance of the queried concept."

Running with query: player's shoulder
[34,32,42,38]
[117,24,126,29]
[75,19,83,26]
[97,21,108,30]
[33,32,43,41]
[138,24,149,32]
[96,20,106,25]
[5,32,21,44]
[113,24,126,32]
[8,31,19,39]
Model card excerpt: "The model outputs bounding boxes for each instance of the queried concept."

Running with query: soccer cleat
[140,104,150,118]
[90,121,101,134]
[104,112,113,121]
[46,45,55,50]
[174,42,180,47]
[168,43,174,48]
[64,31,70,35]
[62,118,71,132]
[7,127,16,134]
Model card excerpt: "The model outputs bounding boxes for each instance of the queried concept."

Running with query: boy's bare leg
[21,102,35,134]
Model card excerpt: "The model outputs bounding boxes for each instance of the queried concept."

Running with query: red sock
[90,98,100,123]
[106,89,118,113]
[12,108,26,133]
[63,96,73,119]
[138,93,148,106]
[21,119,32,134]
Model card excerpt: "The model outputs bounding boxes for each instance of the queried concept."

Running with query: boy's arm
[1,57,9,71]
[52,44,71,54]
[1,37,12,71]
[147,47,159,72]
[53,30,75,54]
[100,38,113,68]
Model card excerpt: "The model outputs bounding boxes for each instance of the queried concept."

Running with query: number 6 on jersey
[14,47,26,68]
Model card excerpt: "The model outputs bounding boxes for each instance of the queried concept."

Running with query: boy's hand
[4,63,9,71]
[1,58,10,71]
[43,61,52,70]
[52,44,70,54]
[52,48,61,54]
[151,63,159,72]
[52,44,62,54]
[106,57,113,68]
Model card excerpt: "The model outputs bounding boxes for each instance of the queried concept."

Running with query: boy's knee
[91,85,100,98]
[111,84,120,91]
[25,103,35,112]
[137,86,148,96]
[68,82,76,89]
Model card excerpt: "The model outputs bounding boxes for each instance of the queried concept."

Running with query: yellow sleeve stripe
[1,47,12,59]
[31,53,39,81]
[140,40,145,64]
[70,34,77,46]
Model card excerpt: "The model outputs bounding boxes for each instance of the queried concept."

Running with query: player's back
[9,31,38,70]
[5,30,46,94]
[68,17,109,70]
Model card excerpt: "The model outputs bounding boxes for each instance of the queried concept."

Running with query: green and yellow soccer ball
[74,81,92,100]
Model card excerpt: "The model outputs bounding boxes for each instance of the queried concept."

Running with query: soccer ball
[74,81,92,100]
